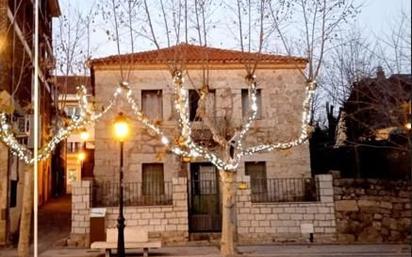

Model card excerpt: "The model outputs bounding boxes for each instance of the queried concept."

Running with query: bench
[90,228,161,257]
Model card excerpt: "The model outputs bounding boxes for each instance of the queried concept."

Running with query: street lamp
[77,150,86,162]
[80,129,90,142]
[113,112,129,257]
[78,150,86,180]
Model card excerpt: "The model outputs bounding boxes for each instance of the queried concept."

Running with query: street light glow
[113,112,129,142]
[80,130,89,141]
[78,151,86,162]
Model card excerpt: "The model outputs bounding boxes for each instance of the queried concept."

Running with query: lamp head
[78,151,86,162]
[80,129,89,142]
[113,112,129,142]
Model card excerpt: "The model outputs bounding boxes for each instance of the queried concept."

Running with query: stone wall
[334,178,412,243]
[0,144,8,245]
[104,177,188,244]
[70,180,92,246]
[236,174,336,243]
[70,178,188,246]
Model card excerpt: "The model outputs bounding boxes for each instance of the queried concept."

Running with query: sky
[356,0,411,38]
[54,0,410,121]
[57,0,411,58]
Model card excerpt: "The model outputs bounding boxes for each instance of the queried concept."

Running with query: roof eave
[48,0,61,17]
[90,62,307,71]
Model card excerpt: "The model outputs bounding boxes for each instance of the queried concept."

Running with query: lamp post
[113,112,129,257]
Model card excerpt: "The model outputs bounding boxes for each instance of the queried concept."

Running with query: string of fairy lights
[0,73,315,170]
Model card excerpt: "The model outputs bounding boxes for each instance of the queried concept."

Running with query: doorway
[188,163,222,233]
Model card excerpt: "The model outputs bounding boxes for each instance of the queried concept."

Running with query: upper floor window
[67,142,82,153]
[189,89,216,122]
[242,89,262,119]
[64,106,81,118]
[142,90,163,120]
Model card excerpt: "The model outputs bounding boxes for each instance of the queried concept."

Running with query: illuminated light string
[172,71,240,170]
[241,81,316,155]
[0,85,105,164]
[170,73,315,170]
[0,75,315,170]
[232,74,259,152]
[0,85,94,164]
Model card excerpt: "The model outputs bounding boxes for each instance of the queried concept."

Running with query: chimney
[376,66,385,80]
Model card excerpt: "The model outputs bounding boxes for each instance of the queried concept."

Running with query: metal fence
[92,180,173,207]
[250,177,319,203]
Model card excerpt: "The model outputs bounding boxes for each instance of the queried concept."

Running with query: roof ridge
[89,43,307,66]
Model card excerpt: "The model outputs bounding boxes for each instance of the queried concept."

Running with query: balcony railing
[92,180,173,207]
[250,177,319,203]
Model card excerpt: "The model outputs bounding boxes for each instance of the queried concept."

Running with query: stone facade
[334,178,412,243]
[92,68,311,181]
[82,46,315,245]
[237,174,336,243]
[70,178,188,246]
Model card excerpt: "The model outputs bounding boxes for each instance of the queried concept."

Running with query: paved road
[1,244,408,257]
[237,244,411,257]
[38,194,71,254]
[11,245,411,257]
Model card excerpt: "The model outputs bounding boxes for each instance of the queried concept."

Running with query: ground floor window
[142,163,165,195]
[9,180,18,208]
[245,161,267,195]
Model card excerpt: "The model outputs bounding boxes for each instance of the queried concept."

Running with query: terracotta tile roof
[89,43,307,67]
[54,76,92,95]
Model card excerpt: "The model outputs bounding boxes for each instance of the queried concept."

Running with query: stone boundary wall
[70,178,188,246]
[334,178,412,243]
[236,174,336,243]
[70,180,92,246]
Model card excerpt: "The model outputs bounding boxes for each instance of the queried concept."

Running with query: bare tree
[268,0,360,82]
[53,1,97,116]
[54,1,100,76]
[0,0,361,255]
[316,8,411,150]
[81,0,362,256]
[139,2,271,255]
[319,27,378,108]
[375,9,411,75]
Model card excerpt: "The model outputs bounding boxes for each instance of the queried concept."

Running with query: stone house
[55,75,95,194]
[0,0,60,245]
[70,44,336,245]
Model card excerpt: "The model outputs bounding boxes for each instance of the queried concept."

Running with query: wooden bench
[90,228,161,257]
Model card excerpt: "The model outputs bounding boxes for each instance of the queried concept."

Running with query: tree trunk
[17,164,33,257]
[219,170,237,257]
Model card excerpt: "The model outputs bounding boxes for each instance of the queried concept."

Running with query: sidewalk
[0,244,410,257]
